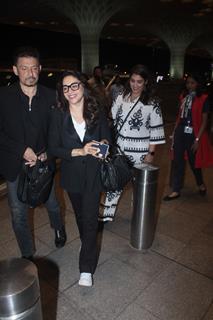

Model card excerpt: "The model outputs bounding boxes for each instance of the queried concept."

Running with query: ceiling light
[202,0,213,5]
[193,12,205,16]
[35,21,44,25]
[110,23,120,27]
[124,23,134,27]
[181,0,194,3]
[201,7,212,12]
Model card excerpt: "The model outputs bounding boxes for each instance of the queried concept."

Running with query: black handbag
[100,99,139,192]
[100,151,133,191]
[17,159,54,208]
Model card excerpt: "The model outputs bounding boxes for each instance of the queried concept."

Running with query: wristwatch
[148,151,155,156]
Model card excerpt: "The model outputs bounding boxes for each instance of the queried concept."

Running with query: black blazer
[0,82,56,181]
[48,108,111,193]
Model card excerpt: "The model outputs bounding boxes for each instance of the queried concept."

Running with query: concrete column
[80,30,100,75]
[193,40,213,80]
[146,18,204,80]
[169,45,186,79]
[49,0,129,75]
[204,47,213,81]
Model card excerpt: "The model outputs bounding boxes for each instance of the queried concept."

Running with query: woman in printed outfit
[99,64,165,222]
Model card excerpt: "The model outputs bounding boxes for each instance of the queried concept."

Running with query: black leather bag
[100,152,133,192]
[17,160,54,208]
[100,99,139,192]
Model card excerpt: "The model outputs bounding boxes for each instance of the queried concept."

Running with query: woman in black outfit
[164,73,213,201]
[49,70,111,286]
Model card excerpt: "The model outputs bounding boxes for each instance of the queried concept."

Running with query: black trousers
[172,124,204,193]
[68,190,100,274]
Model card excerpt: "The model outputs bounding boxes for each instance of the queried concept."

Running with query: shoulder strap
[117,98,140,135]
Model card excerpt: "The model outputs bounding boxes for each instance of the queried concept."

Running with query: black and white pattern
[99,94,165,222]
[113,94,165,165]
[129,109,143,131]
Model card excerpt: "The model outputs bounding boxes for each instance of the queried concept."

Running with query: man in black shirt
[0,46,67,259]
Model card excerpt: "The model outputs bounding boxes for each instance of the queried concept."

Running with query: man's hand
[23,147,37,166]
[38,152,47,162]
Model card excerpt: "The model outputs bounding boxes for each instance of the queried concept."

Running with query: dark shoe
[199,185,207,196]
[163,193,180,201]
[55,226,67,248]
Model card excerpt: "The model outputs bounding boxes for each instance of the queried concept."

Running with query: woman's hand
[191,139,199,153]
[144,145,156,164]
[82,141,100,157]
[100,139,109,144]
[71,141,109,158]
[169,133,175,150]
[144,153,154,164]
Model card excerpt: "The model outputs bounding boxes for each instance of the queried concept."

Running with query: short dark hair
[93,66,102,74]
[93,66,102,71]
[12,46,40,66]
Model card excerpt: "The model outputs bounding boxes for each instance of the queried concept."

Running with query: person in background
[206,80,213,145]
[99,64,165,222]
[164,73,213,201]
[109,74,124,102]
[49,70,111,287]
[88,66,110,114]
[88,65,105,91]
[0,46,67,260]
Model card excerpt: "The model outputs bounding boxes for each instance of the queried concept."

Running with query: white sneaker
[78,272,93,287]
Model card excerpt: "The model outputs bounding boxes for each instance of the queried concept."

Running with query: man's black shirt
[0,82,56,181]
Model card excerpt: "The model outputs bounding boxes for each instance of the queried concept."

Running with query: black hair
[57,70,100,128]
[93,66,102,73]
[182,72,206,97]
[93,66,103,78]
[123,64,154,104]
[12,46,40,66]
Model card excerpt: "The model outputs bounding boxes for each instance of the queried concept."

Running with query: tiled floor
[0,124,213,320]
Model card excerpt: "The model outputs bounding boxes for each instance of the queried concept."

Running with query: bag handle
[30,160,41,181]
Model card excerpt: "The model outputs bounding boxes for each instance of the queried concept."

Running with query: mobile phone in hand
[92,141,109,158]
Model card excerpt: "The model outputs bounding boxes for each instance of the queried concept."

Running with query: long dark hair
[182,72,206,98]
[123,64,154,104]
[56,70,100,128]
